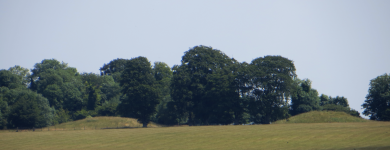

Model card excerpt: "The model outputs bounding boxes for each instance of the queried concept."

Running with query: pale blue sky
[1,0,389,118]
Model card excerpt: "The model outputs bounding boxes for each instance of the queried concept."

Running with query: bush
[54,108,71,124]
[96,96,120,116]
[322,104,360,117]
[72,109,94,120]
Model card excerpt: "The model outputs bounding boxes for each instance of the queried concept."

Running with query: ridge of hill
[274,111,369,124]
[47,117,160,130]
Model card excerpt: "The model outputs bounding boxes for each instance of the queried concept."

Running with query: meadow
[1,112,389,150]
[1,121,389,150]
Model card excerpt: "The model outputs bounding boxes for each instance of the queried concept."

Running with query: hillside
[46,117,160,130]
[274,111,369,124]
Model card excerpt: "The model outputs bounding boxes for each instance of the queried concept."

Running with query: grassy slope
[43,117,160,130]
[275,111,369,124]
[1,121,390,150]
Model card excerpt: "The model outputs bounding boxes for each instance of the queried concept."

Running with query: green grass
[1,121,390,149]
[275,111,369,124]
[42,116,160,131]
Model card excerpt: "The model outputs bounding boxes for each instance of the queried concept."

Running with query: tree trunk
[142,122,147,128]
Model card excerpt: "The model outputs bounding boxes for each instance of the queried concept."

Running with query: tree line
[0,45,388,128]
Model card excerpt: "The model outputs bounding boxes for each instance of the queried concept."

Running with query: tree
[320,94,330,106]
[30,59,81,107]
[290,78,321,115]
[29,59,85,122]
[170,46,239,125]
[61,82,84,112]
[248,56,296,124]
[86,85,101,111]
[7,89,54,128]
[0,70,25,90]
[331,96,349,107]
[80,72,121,117]
[8,65,30,87]
[0,94,9,129]
[169,65,192,125]
[100,58,129,82]
[362,73,390,121]
[152,62,176,124]
[232,62,252,125]
[117,56,159,127]
[320,94,360,117]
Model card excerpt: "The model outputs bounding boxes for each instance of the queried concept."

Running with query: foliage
[290,78,321,115]
[152,62,176,124]
[322,104,360,117]
[54,108,71,124]
[118,56,159,127]
[8,65,30,87]
[96,95,120,116]
[320,94,330,106]
[171,46,239,125]
[0,95,9,129]
[0,69,54,128]
[100,58,129,82]
[248,56,296,124]
[86,85,101,110]
[331,96,349,107]
[362,73,390,121]
[30,59,84,111]
[1,45,381,128]
[0,70,25,90]
[61,82,84,112]
[7,89,54,128]
[318,95,360,117]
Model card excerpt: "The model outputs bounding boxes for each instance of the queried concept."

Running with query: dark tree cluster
[2,45,382,129]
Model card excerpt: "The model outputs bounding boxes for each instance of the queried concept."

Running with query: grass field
[40,116,160,131]
[1,121,390,150]
[275,111,369,124]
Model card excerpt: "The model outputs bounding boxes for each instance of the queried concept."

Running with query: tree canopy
[362,73,390,121]
[247,56,296,124]
[0,45,372,128]
[117,56,159,127]
[290,78,321,115]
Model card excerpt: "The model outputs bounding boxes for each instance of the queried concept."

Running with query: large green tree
[171,46,239,125]
[117,56,159,127]
[248,56,296,124]
[7,89,54,128]
[1,69,54,128]
[0,69,26,128]
[30,59,84,122]
[362,73,390,120]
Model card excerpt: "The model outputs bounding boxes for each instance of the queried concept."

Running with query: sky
[1,0,389,118]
